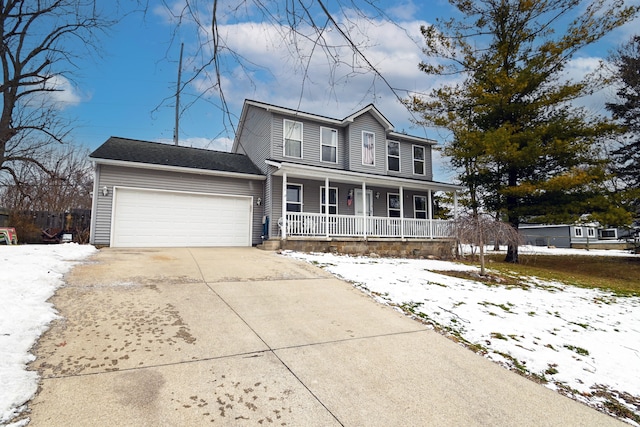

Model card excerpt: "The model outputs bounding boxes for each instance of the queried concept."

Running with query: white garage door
[112,187,252,247]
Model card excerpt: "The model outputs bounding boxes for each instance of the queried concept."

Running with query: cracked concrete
[25,247,624,426]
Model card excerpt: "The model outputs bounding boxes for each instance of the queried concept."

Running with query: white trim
[412,144,426,176]
[320,185,338,214]
[386,140,400,172]
[90,158,265,181]
[413,195,428,219]
[89,162,101,244]
[320,126,338,163]
[283,119,303,159]
[362,131,376,167]
[268,161,463,192]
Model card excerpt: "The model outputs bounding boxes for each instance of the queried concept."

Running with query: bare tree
[157,0,420,137]
[0,0,132,182]
[453,213,522,276]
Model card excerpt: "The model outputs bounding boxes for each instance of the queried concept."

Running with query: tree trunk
[504,168,519,263]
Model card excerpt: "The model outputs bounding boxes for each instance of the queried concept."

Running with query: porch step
[257,239,281,251]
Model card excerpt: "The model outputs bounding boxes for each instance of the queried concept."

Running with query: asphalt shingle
[89,137,263,176]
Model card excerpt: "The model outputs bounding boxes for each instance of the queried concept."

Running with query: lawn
[474,254,640,295]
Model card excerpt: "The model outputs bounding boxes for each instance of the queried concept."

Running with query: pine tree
[408,0,638,262]
[606,35,640,217]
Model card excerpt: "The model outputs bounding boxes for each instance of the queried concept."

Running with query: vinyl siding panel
[271,113,346,169]
[399,141,433,181]
[235,106,272,173]
[347,113,387,174]
[92,164,264,246]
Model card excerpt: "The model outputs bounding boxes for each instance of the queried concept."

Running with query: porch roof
[265,160,464,193]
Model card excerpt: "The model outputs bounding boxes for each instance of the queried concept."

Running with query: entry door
[354,189,373,216]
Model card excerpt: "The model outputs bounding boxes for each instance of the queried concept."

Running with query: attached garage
[89,137,265,247]
[111,187,252,247]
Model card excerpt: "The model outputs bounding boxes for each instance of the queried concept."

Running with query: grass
[457,253,640,296]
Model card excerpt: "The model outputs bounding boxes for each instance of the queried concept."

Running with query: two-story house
[89,99,461,255]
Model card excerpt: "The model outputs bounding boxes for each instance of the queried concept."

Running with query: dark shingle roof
[89,137,263,176]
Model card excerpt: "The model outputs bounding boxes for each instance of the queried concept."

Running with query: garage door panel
[112,188,251,247]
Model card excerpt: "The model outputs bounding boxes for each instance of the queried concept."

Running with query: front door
[354,189,373,216]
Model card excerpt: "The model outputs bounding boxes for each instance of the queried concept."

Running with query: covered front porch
[267,161,462,241]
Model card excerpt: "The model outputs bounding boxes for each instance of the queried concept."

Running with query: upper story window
[286,183,303,212]
[362,131,375,166]
[320,186,338,214]
[414,195,427,219]
[284,119,303,158]
[387,140,400,172]
[413,145,425,175]
[388,193,400,217]
[321,127,338,163]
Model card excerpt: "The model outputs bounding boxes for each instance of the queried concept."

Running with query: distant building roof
[90,137,264,177]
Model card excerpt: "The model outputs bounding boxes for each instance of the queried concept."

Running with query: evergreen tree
[606,35,640,217]
[407,0,637,262]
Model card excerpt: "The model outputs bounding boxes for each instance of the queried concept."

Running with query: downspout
[89,162,100,245]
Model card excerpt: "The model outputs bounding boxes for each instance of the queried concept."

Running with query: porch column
[325,177,330,239]
[399,186,404,239]
[453,190,458,220]
[281,172,287,239]
[428,189,433,239]
[361,181,367,238]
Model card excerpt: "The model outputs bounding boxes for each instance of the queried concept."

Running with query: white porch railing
[281,212,454,239]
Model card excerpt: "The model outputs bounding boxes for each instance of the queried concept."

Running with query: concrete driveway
[28,247,622,426]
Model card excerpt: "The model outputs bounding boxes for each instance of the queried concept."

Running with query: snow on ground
[284,247,640,426]
[0,244,97,426]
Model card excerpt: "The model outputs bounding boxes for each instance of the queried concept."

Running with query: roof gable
[90,137,263,176]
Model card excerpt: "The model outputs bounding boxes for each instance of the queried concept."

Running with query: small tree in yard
[453,214,522,276]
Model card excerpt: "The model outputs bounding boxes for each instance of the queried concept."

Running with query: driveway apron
[27,247,623,426]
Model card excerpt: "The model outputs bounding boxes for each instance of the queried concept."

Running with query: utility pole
[174,43,184,146]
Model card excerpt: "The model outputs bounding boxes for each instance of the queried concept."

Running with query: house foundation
[259,238,455,259]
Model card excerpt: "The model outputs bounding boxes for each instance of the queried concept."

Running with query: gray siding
[348,113,387,174]
[270,113,346,169]
[92,164,264,246]
[236,106,272,173]
[398,140,433,181]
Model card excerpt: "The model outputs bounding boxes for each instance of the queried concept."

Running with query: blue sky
[59,0,640,181]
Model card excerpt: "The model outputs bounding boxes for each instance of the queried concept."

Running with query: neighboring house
[89,99,462,251]
[520,223,632,249]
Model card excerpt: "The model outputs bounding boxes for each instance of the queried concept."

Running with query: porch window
[388,193,401,218]
[321,127,338,163]
[413,145,425,175]
[320,186,338,214]
[387,140,400,172]
[284,119,303,158]
[574,227,583,237]
[414,195,427,219]
[362,131,375,166]
[286,184,303,212]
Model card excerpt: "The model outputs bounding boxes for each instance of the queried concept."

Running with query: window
[284,119,303,158]
[414,195,427,219]
[413,145,425,175]
[286,184,302,212]
[387,140,400,172]
[587,228,595,238]
[321,127,338,163]
[574,227,583,237]
[388,193,400,218]
[320,187,338,214]
[362,131,375,166]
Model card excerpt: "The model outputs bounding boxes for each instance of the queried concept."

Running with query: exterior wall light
[102,186,108,196]
[257,197,262,206]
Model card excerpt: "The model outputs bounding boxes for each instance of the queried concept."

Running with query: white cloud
[22,75,83,110]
